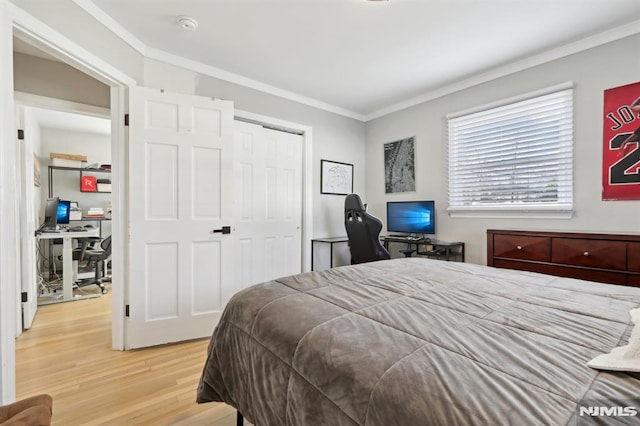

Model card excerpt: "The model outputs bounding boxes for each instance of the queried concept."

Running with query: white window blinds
[447,85,573,217]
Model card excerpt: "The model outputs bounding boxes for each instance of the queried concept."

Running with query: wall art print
[602,81,640,200]
[384,136,415,194]
[321,159,353,195]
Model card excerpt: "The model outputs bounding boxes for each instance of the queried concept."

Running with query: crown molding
[146,48,366,121]
[70,1,640,123]
[72,0,147,56]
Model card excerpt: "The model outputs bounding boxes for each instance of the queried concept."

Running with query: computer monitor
[38,197,60,232]
[386,200,435,235]
[56,200,71,225]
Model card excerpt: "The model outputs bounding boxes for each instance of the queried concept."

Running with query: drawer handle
[583,251,589,256]
[516,246,522,250]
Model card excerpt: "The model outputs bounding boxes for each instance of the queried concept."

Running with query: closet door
[233,121,303,291]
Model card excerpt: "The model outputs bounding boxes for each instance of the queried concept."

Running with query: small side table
[311,237,349,271]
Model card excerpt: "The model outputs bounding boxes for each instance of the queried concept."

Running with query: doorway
[2,5,313,402]
[15,102,112,322]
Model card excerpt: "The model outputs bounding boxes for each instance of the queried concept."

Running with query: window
[447,83,573,218]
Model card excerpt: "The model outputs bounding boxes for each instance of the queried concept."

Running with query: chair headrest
[345,193,365,211]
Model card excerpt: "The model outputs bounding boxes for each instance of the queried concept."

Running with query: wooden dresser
[487,229,640,287]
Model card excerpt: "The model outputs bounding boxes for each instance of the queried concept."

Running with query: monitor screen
[386,201,435,234]
[56,200,71,225]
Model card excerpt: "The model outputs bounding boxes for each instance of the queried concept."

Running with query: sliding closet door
[233,121,303,291]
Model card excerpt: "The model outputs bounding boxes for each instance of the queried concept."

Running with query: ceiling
[28,107,110,135]
[37,1,640,119]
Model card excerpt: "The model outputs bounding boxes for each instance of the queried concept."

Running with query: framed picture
[384,136,415,193]
[321,159,353,195]
[602,81,640,200]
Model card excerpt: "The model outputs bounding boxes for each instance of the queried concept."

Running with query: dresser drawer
[493,234,550,262]
[551,238,626,270]
[628,274,640,287]
[628,242,640,272]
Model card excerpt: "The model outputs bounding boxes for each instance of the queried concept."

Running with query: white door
[17,109,38,330]
[126,87,234,349]
[234,121,302,291]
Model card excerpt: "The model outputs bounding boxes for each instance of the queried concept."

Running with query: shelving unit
[44,165,112,283]
[48,165,111,196]
[47,165,111,231]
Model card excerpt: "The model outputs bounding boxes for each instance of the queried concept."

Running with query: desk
[311,237,349,271]
[381,236,465,262]
[36,228,100,304]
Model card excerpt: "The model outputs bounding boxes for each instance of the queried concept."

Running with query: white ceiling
[28,107,111,135]
[67,1,640,118]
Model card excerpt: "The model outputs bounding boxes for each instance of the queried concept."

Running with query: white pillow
[588,308,640,372]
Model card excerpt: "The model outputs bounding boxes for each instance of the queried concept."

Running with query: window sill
[447,205,573,219]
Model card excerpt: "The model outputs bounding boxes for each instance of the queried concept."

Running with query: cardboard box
[52,158,83,168]
[50,153,87,168]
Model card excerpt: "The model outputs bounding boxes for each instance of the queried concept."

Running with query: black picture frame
[321,159,353,195]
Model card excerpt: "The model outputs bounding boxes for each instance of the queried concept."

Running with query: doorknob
[212,226,231,234]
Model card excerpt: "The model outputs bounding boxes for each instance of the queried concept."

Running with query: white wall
[365,33,640,265]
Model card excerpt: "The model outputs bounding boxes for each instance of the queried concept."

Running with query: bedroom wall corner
[365,32,640,265]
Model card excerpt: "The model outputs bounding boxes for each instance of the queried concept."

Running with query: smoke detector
[176,16,198,32]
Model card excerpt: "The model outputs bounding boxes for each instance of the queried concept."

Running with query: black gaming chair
[344,194,391,264]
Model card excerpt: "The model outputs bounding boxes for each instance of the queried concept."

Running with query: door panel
[147,143,178,219]
[192,241,221,313]
[192,147,221,218]
[233,121,302,290]
[127,87,233,349]
[146,242,179,319]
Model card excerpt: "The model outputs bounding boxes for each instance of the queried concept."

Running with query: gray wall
[13,52,110,108]
[365,33,640,265]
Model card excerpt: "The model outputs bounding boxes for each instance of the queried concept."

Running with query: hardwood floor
[16,284,238,425]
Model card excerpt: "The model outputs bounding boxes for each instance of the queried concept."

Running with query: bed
[197,258,640,425]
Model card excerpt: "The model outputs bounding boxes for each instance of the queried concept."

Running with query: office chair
[344,194,390,264]
[77,235,111,294]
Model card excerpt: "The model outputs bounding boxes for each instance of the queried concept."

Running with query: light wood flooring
[16,284,238,425]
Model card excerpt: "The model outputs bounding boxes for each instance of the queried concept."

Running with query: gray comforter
[197,258,640,425]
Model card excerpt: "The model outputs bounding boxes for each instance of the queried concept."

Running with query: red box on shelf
[81,175,97,192]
